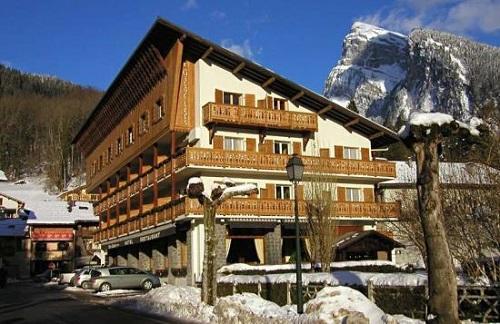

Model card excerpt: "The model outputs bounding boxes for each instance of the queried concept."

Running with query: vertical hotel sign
[31,228,74,241]
[175,61,194,131]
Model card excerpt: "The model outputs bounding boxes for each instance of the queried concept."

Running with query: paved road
[0,282,183,324]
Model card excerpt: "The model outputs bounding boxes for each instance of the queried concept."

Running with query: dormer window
[155,98,164,121]
[116,137,123,155]
[139,112,149,135]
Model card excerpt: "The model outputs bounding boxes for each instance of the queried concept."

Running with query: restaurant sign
[31,228,73,241]
[103,227,172,250]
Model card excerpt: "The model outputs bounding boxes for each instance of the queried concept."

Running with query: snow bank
[95,289,141,297]
[214,293,296,324]
[304,286,384,323]
[218,260,399,273]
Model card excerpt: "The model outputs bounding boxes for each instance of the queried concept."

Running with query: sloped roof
[73,18,400,149]
[381,161,499,187]
[0,218,27,237]
[0,178,98,225]
[335,230,404,250]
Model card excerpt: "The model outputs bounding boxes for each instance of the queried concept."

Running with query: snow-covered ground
[113,284,422,324]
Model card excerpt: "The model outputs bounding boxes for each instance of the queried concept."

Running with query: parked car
[34,269,61,282]
[59,269,81,285]
[89,267,161,292]
[73,268,95,289]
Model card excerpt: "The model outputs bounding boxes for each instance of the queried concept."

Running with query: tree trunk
[201,198,217,305]
[413,141,459,324]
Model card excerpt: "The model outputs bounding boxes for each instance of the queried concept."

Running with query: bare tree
[187,177,257,305]
[304,175,337,272]
[399,113,483,324]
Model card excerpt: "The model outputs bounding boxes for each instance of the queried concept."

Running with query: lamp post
[286,154,305,314]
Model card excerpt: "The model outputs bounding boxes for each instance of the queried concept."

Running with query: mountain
[324,22,500,130]
[0,64,102,189]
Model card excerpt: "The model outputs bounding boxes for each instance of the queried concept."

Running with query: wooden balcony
[203,102,318,133]
[184,197,400,219]
[182,148,396,178]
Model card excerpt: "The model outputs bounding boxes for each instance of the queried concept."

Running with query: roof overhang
[73,18,400,150]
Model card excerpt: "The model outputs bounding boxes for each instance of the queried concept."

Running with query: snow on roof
[0,178,97,225]
[382,161,499,186]
[0,170,7,182]
[0,218,28,237]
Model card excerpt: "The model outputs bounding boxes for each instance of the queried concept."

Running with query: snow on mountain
[324,22,500,129]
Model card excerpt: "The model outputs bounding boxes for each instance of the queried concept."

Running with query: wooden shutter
[266,184,276,199]
[320,148,330,158]
[213,135,224,149]
[245,94,256,107]
[259,188,267,199]
[337,187,346,202]
[335,146,344,159]
[215,89,223,104]
[293,142,302,155]
[266,96,273,109]
[361,148,370,161]
[296,185,304,200]
[246,138,256,152]
[259,140,273,153]
[363,188,374,202]
[257,99,266,109]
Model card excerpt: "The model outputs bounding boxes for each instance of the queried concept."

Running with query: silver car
[89,267,161,292]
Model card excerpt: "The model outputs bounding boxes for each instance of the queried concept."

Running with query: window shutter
[361,148,370,161]
[259,140,273,153]
[337,187,346,202]
[257,99,266,109]
[335,146,343,159]
[215,89,223,104]
[296,185,304,200]
[259,188,267,199]
[266,184,276,199]
[293,142,302,155]
[246,138,256,152]
[213,135,224,149]
[266,96,273,109]
[363,188,374,202]
[245,94,256,107]
[320,148,330,158]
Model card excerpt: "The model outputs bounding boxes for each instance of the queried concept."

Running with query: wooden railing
[203,103,318,132]
[184,198,400,219]
[184,148,396,178]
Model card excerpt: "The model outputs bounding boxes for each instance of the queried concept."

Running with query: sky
[0,0,499,93]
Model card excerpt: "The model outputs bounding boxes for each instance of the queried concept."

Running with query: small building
[0,179,99,276]
[334,230,404,261]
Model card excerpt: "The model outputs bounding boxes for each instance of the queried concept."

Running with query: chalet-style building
[73,18,401,285]
[0,180,99,276]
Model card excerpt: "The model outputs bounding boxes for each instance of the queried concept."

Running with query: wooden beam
[317,104,333,115]
[344,118,360,128]
[369,131,385,140]
[232,62,245,74]
[262,76,276,88]
[201,46,213,59]
[290,90,305,102]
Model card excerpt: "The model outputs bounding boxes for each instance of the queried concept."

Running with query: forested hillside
[0,64,102,190]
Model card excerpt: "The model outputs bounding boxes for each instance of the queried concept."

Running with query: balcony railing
[184,197,400,219]
[183,148,396,178]
[203,103,318,132]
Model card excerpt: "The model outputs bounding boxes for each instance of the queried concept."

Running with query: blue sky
[0,0,499,93]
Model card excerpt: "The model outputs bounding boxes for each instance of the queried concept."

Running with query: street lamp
[286,154,304,314]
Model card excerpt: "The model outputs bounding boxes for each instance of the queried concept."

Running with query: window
[224,137,244,151]
[139,112,149,135]
[155,98,164,121]
[276,185,291,199]
[345,188,362,202]
[343,147,360,160]
[117,137,123,155]
[107,146,112,163]
[273,98,286,110]
[274,141,290,155]
[127,127,134,145]
[223,92,241,105]
[99,155,103,170]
